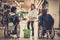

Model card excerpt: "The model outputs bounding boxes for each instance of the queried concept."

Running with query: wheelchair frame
[38,27,55,40]
[4,16,20,38]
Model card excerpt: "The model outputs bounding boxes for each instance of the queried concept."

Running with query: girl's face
[31,6,35,10]
[31,4,35,10]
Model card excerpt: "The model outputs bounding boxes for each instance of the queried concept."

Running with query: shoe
[32,34,34,36]
[32,32,34,36]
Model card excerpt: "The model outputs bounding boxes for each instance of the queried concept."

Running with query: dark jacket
[39,14,54,30]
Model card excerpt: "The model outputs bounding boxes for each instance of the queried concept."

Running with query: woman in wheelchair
[38,8,54,39]
[9,6,20,34]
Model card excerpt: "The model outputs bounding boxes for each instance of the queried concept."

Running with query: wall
[48,0,59,28]
[24,0,31,8]
[2,0,59,28]
[24,0,59,28]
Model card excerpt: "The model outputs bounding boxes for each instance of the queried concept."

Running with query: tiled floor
[0,21,60,40]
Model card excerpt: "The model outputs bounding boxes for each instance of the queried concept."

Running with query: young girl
[27,4,39,36]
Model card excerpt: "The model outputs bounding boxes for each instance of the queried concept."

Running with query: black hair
[42,0,48,8]
[38,9,41,15]
[4,4,10,9]
[11,6,17,13]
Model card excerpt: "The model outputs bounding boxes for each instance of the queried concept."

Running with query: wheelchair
[0,15,2,24]
[4,15,20,38]
[38,26,55,40]
[0,14,4,26]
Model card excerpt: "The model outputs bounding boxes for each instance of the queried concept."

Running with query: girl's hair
[11,6,16,13]
[31,4,35,10]
[38,9,41,15]
[42,0,48,8]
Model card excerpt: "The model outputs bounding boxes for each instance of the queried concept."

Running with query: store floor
[0,21,60,40]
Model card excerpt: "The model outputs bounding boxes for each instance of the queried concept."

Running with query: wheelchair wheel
[38,28,43,39]
[4,25,9,38]
[49,28,55,39]
[45,28,55,40]
[38,29,46,40]
[0,15,2,21]
[38,28,55,40]
[16,24,20,38]
[0,16,2,25]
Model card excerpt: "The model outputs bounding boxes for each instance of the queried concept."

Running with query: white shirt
[28,9,39,21]
[9,12,16,16]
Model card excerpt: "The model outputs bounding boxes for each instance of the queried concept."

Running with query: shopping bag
[23,29,30,38]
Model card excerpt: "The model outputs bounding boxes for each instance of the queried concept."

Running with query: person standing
[27,4,39,36]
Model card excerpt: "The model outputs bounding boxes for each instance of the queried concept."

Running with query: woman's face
[31,5,35,10]
[31,6,35,9]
